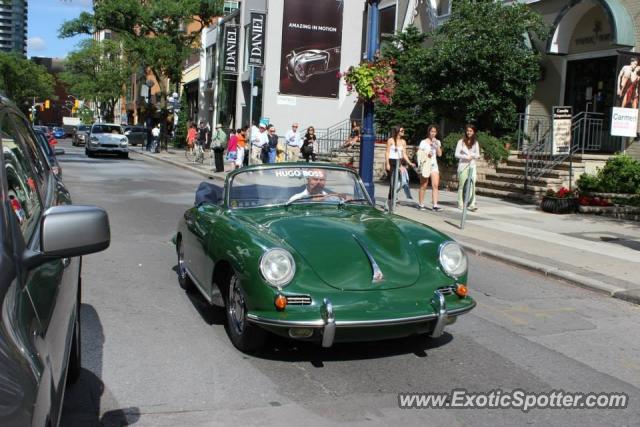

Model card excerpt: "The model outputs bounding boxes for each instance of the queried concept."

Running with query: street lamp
[359,0,380,201]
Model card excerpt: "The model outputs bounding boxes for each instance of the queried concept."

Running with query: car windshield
[228,166,370,209]
[92,125,123,134]
[34,131,54,161]
[78,125,90,131]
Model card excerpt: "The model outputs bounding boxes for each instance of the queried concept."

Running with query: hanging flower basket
[339,58,396,105]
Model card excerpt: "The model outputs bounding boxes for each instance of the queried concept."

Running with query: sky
[27,0,93,59]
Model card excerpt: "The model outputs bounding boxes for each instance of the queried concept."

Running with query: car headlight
[438,241,467,279]
[120,138,128,146]
[90,136,99,144]
[260,248,295,287]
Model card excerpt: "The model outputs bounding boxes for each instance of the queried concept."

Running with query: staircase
[474,152,586,202]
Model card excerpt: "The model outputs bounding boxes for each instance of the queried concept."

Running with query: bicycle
[185,142,205,164]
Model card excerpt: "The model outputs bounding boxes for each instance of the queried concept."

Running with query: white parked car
[86,123,129,158]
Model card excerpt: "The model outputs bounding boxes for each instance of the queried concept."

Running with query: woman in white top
[417,125,443,211]
[385,126,415,207]
[455,124,481,211]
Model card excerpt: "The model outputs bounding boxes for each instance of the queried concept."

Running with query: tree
[0,52,55,115]
[60,39,132,123]
[59,0,223,106]
[423,0,547,135]
[377,27,435,143]
[172,91,188,147]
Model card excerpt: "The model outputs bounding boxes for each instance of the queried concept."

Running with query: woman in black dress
[301,126,317,162]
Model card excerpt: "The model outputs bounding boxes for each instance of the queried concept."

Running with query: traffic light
[45,99,50,109]
[74,99,80,108]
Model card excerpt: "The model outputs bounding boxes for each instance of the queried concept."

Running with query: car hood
[237,208,420,291]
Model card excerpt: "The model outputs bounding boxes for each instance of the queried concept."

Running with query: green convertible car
[176,163,475,352]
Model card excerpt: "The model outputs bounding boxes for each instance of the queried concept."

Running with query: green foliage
[598,154,640,194]
[60,0,223,96]
[419,1,547,135]
[77,105,95,124]
[576,173,602,193]
[441,131,509,167]
[377,27,435,140]
[577,154,640,195]
[441,132,462,167]
[342,58,395,104]
[0,52,55,114]
[60,39,132,123]
[478,131,510,166]
[172,92,188,148]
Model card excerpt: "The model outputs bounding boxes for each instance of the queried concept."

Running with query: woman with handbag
[417,125,443,211]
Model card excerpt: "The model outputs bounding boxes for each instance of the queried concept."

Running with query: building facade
[0,0,27,55]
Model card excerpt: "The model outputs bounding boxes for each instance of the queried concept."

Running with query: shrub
[576,154,640,195]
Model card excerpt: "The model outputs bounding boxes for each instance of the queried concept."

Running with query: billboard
[613,51,640,136]
[279,0,343,98]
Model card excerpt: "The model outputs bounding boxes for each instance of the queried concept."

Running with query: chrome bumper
[246,290,475,348]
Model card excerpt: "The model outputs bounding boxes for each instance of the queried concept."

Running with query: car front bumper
[87,145,128,153]
[246,290,476,347]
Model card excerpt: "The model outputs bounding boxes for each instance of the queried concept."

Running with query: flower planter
[540,196,578,214]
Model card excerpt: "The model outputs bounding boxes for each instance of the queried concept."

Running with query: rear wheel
[185,146,196,162]
[225,273,267,352]
[177,238,195,291]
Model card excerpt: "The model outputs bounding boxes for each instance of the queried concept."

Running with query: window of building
[379,5,397,48]
[437,0,451,17]
[224,1,240,15]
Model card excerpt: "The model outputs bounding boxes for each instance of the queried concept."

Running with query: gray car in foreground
[1,95,111,426]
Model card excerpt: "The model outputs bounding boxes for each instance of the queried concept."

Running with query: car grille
[437,286,456,296]
[285,295,312,305]
[101,143,119,148]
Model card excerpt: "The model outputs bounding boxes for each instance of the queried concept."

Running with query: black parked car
[1,95,111,426]
[123,125,147,146]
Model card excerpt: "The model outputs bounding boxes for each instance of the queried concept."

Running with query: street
[56,140,640,426]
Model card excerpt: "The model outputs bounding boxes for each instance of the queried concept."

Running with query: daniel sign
[610,107,638,137]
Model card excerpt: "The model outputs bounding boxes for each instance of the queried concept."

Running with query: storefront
[527,0,637,152]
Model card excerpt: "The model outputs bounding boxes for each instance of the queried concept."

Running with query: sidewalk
[132,147,640,305]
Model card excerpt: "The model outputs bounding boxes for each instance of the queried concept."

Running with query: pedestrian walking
[251,123,268,164]
[385,126,415,210]
[301,126,317,162]
[417,125,443,211]
[285,122,301,161]
[235,127,247,169]
[264,125,278,163]
[186,122,197,148]
[151,124,161,153]
[455,124,481,211]
[211,123,227,172]
[196,120,210,153]
[225,129,237,170]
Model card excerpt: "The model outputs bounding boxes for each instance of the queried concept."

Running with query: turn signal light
[456,284,468,297]
[275,294,287,311]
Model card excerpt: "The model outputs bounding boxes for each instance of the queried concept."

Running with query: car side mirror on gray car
[23,205,111,268]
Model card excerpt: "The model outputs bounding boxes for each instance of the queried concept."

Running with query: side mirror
[54,148,65,156]
[23,205,110,268]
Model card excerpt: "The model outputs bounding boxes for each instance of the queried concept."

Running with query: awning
[547,0,635,54]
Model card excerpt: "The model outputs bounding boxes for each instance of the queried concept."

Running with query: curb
[135,150,640,306]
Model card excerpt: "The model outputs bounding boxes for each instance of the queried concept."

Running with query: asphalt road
[56,140,640,426]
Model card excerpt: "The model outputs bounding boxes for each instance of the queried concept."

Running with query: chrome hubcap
[228,277,245,334]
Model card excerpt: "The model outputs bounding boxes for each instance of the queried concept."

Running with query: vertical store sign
[552,106,572,155]
[248,12,266,67]
[612,50,640,136]
[223,25,239,75]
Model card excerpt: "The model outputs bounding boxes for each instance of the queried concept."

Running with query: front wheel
[225,273,267,352]
[185,146,196,162]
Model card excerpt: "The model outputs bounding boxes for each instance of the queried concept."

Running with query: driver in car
[288,169,342,203]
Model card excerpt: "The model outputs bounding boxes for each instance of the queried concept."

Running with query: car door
[5,112,79,425]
